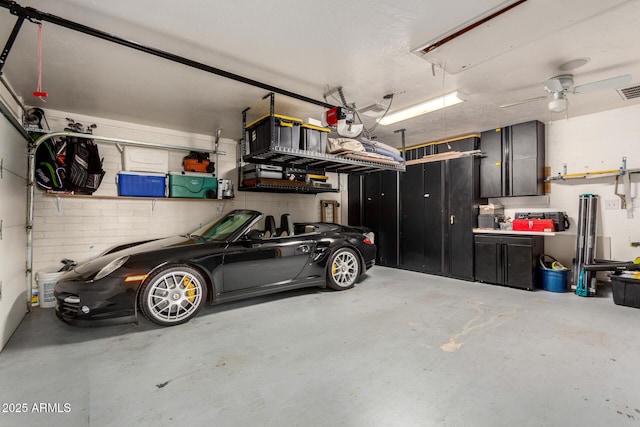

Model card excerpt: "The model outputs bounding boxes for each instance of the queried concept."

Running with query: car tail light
[363,231,375,244]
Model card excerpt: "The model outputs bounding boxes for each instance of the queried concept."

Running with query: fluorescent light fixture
[379,91,467,125]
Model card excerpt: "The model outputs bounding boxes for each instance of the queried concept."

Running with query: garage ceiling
[1,0,639,147]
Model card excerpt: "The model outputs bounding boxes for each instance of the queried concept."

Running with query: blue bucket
[540,268,569,293]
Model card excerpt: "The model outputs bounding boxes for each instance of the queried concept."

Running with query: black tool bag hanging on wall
[63,119,105,194]
[34,135,67,191]
[29,108,67,191]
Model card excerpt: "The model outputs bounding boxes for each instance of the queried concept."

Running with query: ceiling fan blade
[499,95,549,108]
[544,78,564,93]
[573,74,632,94]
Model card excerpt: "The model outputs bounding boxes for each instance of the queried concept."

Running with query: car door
[221,234,316,293]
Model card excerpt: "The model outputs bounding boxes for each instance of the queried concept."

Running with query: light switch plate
[605,199,620,210]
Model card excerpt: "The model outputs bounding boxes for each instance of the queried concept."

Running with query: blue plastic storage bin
[117,171,166,197]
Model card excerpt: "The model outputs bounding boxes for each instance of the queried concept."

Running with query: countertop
[473,228,557,236]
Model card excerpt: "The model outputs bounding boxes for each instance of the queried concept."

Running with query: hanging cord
[33,24,48,101]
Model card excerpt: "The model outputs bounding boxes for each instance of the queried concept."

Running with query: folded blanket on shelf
[327,137,366,153]
[358,137,401,156]
[363,145,405,162]
[327,137,404,164]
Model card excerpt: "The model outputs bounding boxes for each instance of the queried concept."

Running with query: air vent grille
[617,85,640,100]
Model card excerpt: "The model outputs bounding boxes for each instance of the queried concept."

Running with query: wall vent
[617,85,640,100]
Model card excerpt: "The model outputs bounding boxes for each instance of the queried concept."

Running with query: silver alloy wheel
[331,250,359,288]
[146,270,204,323]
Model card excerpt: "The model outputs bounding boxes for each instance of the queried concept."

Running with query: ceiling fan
[500,73,632,112]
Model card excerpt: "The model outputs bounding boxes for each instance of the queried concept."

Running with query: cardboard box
[479,204,504,215]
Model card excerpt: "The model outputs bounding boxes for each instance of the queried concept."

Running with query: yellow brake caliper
[332,262,338,276]
[183,276,196,302]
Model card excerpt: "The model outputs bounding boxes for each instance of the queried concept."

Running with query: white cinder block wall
[32,109,342,279]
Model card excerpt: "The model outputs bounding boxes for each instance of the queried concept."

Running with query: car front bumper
[54,274,140,326]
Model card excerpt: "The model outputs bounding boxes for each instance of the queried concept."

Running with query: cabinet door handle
[450,215,455,225]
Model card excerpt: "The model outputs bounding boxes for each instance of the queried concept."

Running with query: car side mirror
[245,229,265,240]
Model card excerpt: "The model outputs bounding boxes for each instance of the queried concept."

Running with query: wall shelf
[43,191,231,215]
[43,192,229,201]
[239,178,338,194]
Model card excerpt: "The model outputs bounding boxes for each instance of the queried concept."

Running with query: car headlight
[94,255,130,280]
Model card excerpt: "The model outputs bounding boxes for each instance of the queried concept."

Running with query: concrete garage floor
[1,266,640,427]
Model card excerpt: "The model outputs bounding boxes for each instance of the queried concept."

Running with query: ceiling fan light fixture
[548,92,567,112]
[559,58,590,71]
[379,91,467,125]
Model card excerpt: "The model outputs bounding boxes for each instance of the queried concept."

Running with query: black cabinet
[480,120,545,198]
[401,161,444,273]
[400,151,482,280]
[347,174,363,226]
[474,234,544,290]
[347,136,483,279]
[356,171,399,267]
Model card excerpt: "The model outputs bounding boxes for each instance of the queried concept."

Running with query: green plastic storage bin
[168,171,217,198]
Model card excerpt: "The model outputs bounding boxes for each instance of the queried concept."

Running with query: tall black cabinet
[400,153,482,280]
[480,120,545,198]
[350,171,399,267]
[400,161,443,273]
[347,136,483,280]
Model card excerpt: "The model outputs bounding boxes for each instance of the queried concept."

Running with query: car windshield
[190,211,257,241]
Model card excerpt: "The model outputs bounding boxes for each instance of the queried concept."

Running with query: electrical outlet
[605,199,620,210]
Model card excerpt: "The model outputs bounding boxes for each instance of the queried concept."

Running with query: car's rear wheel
[327,248,360,290]
[139,264,207,326]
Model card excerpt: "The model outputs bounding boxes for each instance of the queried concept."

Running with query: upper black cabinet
[480,120,545,198]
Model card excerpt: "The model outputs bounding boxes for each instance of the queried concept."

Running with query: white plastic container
[36,271,65,308]
[122,146,169,173]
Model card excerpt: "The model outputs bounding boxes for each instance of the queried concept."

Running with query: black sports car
[54,209,376,326]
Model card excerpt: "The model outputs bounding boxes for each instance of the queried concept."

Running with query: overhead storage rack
[238,93,406,194]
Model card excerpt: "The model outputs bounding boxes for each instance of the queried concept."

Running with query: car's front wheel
[139,264,207,326]
[327,248,360,290]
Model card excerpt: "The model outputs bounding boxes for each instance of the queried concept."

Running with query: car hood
[73,235,225,275]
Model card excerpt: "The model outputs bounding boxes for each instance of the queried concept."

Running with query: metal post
[239,108,249,188]
[263,92,275,149]
[394,128,407,160]
[394,128,406,265]
[0,16,24,74]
